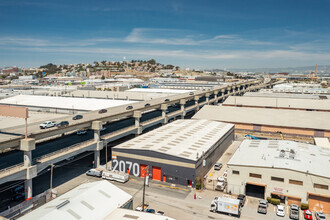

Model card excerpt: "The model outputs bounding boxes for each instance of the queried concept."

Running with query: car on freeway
[214,162,222,170]
[164,99,170,102]
[237,194,246,207]
[156,211,165,215]
[101,127,107,131]
[289,204,300,220]
[56,121,69,127]
[146,209,155,214]
[189,92,194,95]
[98,109,107,114]
[304,210,313,220]
[126,105,133,110]
[315,212,326,220]
[276,205,285,217]
[72,115,83,120]
[144,103,151,107]
[12,193,25,201]
[40,121,56,129]
[77,130,87,135]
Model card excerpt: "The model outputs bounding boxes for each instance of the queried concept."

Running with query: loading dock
[308,193,330,213]
[245,182,265,199]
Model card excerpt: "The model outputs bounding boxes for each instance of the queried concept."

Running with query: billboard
[0,105,28,118]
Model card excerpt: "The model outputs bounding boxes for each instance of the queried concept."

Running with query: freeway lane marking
[156,184,190,192]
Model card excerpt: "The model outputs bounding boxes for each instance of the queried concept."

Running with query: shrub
[266,197,272,203]
[301,203,309,210]
[270,198,280,205]
[195,182,201,190]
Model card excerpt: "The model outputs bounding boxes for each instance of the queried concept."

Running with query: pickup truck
[135,203,149,212]
[40,121,56,129]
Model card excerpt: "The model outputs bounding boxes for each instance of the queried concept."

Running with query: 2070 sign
[112,160,140,177]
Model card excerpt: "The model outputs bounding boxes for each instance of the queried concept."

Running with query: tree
[101,75,105,80]
[101,60,107,66]
[165,64,174,70]
[147,59,156,65]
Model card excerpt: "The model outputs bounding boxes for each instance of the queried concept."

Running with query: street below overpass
[0,104,196,211]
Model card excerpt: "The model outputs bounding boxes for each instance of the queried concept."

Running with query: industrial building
[244,91,330,100]
[193,105,330,137]
[0,95,137,113]
[223,96,330,112]
[112,119,234,187]
[226,139,330,213]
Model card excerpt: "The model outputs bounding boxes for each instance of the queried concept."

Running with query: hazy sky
[0,0,330,69]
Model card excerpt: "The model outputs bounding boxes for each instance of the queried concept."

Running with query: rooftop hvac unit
[279,149,285,158]
[289,149,296,159]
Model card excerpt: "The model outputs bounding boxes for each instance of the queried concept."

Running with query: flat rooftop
[228,139,330,178]
[193,105,330,131]
[223,96,330,111]
[20,180,132,220]
[244,92,330,100]
[0,95,138,111]
[106,209,175,220]
[126,88,195,94]
[113,119,234,161]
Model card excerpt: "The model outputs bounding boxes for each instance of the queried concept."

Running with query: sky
[0,0,330,69]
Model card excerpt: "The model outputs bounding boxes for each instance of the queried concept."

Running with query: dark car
[237,194,246,207]
[126,105,133,110]
[72,115,83,120]
[12,193,25,201]
[146,209,155,214]
[98,109,107,114]
[164,99,170,102]
[57,121,69,127]
[144,103,151,107]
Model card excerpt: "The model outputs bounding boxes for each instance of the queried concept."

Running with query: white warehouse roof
[113,119,234,161]
[193,105,330,131]
[223,96,330,111]
[126,88,195,94]
[20,180,132,220]
[228,140,330,178]
[0,95,137,111]
[106,209,176,220]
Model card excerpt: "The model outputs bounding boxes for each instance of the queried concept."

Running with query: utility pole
[50,164,54,198]
[142,166,148,210]
[105,144,108,170]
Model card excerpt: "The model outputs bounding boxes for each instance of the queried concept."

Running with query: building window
[289,179,303,186]
[271,176,284,182]
[314,183,329,190]
[232,170,239,175]
[249,173,262,178]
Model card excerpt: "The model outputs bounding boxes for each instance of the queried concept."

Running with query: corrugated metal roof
[113,119,234,161]
[193,105,330,130]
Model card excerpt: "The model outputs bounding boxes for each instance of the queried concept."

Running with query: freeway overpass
[0,79,271,199]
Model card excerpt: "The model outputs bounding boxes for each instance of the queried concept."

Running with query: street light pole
[50,164,54,198]
[105,144,108,170]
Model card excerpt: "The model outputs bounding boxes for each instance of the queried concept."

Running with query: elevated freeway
[0,79,271,199]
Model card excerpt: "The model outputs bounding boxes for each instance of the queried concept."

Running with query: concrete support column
[92,121,102,141]
[179,99,186,119]
[92,121,103,168]
[20,138,36,200]
[213,91,218,105]
[134,111,142,135]
[194,96,200,112]
[205,93,210,105]
[160,104,168,124]
[94,150,100,168]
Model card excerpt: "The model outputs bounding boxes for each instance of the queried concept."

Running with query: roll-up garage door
[152,166,161,181]
[140,164,148,178]
[245,182,266,199]
[288,196,301,206]
[308,193,330,213]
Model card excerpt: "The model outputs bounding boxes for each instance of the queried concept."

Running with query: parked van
[102,170,129,183]
[86,169,102,177]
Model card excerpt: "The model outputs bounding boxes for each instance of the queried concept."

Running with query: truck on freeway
[39,121,56,129]
[210,196,241,217]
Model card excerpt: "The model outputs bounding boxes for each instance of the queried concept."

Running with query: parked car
[86,169,102,177]
[40,121,56,129]
[304,210,313,220]
[258,200,268,214]
[277,205,285,217]
[144,103,151,107]
[72,115,83,120]
[146,209,155,214]
[126,105,133,110]
[98,109,107,114]
[315,212,326,220]
[237,194,246,207]
[57,121,69,127]
[289,204,300,220]
[156,211,165,215]
[77,130,87,135]
[214,163,222,170]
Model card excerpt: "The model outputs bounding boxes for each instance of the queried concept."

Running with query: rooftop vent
[289,149,296,159]
[56,200,70,209]
[279,149,285,158]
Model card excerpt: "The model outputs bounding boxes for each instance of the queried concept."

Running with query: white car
[276,205,285,217]
[40,121,56,129]
[77,130,87,135]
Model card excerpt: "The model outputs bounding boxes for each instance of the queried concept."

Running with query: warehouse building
[227,140,330,213]
[223,96,330,112]
[244,92,330,100]
[193,105,330,137]
[112,119,234,187]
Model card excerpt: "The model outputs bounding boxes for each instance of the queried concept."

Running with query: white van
[102,170,129,183]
